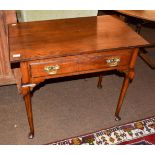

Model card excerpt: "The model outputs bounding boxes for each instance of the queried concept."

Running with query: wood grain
[0,10,17,86]
[9,15,149,138]
[9,15,149,63]
[117,10,155,22]
[29,49,132,79]
[115,48,139,120]
[20,61,34,139]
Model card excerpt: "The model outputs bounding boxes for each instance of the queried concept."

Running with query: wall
[17,10,98,22]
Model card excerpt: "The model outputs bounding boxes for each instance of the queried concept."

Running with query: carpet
[48,116,155,145]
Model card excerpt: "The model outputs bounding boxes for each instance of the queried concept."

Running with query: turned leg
[115,70,135,121]
[115,48,138,121]
[135,23,142,34]
[22,87,34,139]
[97,74,103,89]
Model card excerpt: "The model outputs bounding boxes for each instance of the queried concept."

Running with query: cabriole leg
[115,70,135,121]
[97,74,103,89]
[22,86,34,139]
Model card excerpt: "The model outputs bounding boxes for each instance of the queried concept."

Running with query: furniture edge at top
[9,15,149,63]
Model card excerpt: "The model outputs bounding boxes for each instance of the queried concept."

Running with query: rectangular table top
[9,15,149,63]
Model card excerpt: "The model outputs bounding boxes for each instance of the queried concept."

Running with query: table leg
[115,48,138,121]
[97,74,103,89]
[22,86,34,139]
[139,48,155,69]
[135,23,142,34]
[115,70,135,121]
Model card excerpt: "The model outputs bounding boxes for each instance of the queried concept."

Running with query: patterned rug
[48,116,155,145]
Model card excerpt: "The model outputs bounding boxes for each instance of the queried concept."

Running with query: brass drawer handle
[106,57,120,67]
[44,65,60,75]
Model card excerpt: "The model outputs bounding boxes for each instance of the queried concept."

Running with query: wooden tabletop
[117,10,155,22]
[9,15,149,63]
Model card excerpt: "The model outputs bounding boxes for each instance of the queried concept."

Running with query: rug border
[120,133,155,145]
[45,115,155,145]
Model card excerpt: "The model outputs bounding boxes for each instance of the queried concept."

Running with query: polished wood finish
[29,49,132,79]
[9,15,148,138]
[117,10,155,22]
[115,48,139,120]
[20,61,34,138]
[9,15,148,62]
[97,74,103,89]
[116,10,155,69]
[0,10,17,86]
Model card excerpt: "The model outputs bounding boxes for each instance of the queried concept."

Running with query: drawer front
[30,56,79,78]
[29,49,132,78]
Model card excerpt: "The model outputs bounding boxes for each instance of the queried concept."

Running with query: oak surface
[117,10,155,22]
[9,15,149,138]
[9,15,149,63]
[0,10,17,86]
[29,49,132,79]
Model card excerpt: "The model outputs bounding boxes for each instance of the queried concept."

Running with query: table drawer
[29,49,132,78]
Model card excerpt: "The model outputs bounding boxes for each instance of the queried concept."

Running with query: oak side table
[9,15,149,139]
